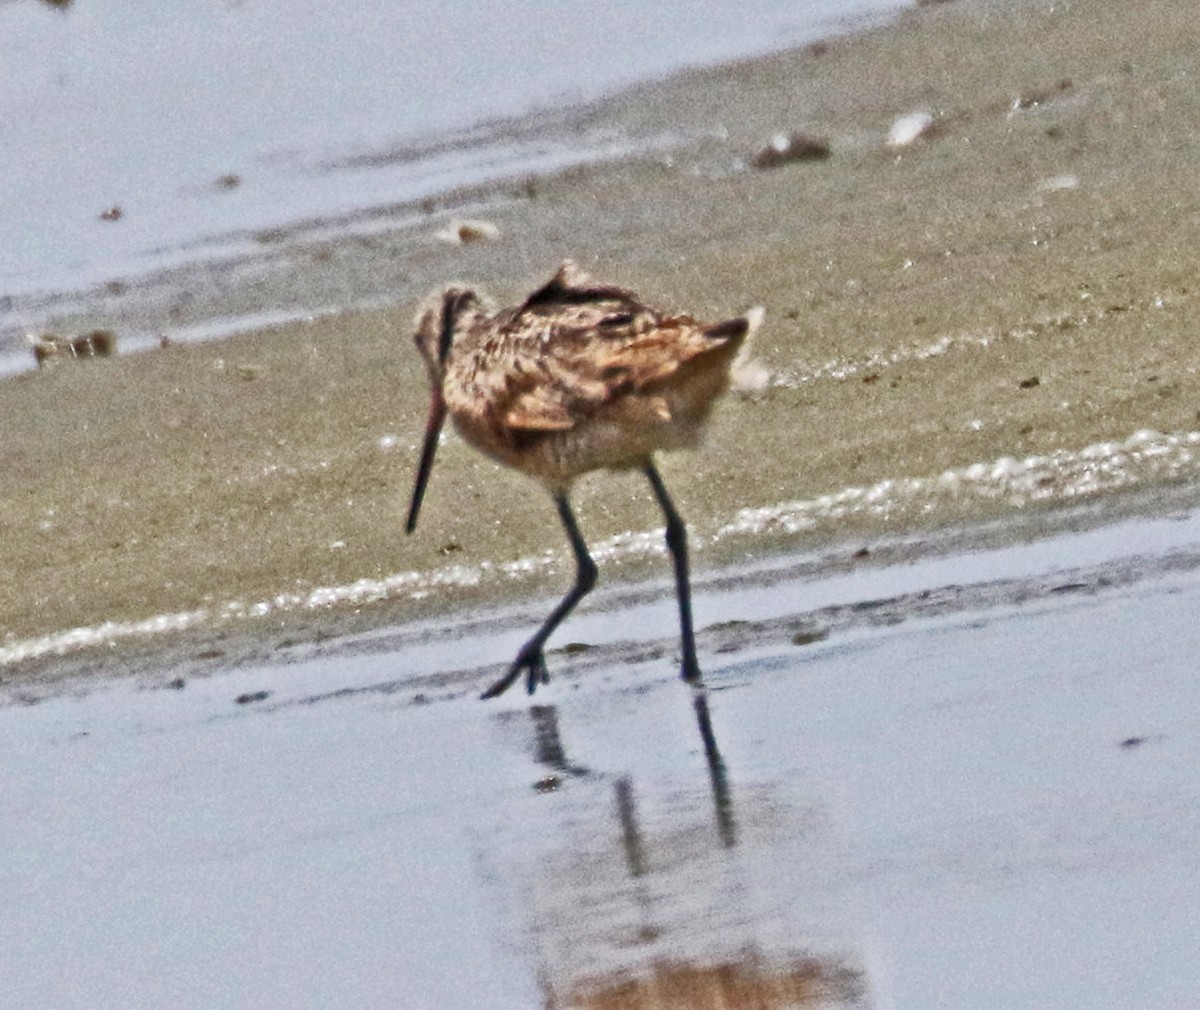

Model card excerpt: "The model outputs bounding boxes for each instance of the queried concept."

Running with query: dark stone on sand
[30,329,117,367]
[752,132,831,170]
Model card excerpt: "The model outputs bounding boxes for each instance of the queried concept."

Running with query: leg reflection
[692,687,737,848]
[614,776,647,878]
[530,704,590,778]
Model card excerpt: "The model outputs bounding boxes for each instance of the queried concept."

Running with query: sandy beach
[5,1,1200,1006]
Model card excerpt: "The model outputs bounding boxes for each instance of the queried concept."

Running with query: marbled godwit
[406,261,763,699]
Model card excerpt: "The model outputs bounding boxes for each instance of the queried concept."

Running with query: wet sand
[4,0,1200,686]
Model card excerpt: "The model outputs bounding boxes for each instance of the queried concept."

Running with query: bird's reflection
[527,689,735,847]
[522,688,864,1008]
[612,687,737,855]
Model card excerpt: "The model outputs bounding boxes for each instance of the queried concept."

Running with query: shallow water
[4,503,1200,1008]
[0,0,900,315]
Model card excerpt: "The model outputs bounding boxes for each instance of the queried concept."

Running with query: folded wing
[498,261,752,433]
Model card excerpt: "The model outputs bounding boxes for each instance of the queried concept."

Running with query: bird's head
[412,286,482,386]
[406,286,484,534]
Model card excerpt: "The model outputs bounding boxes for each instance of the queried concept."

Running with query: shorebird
[406,260,763,699]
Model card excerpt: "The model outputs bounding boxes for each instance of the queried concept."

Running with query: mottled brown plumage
[406,260,763,699]
[412,260,761,487]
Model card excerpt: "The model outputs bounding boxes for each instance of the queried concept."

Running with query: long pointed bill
[405,389,447,534]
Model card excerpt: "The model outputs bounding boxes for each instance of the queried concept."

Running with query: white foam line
[715,429,1200,537]
[768,288,1176,387]
[772,329,994,385]
[3,427,1199,668]
[0,610,212,668]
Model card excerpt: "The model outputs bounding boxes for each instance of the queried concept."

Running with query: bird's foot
[480,642,551,700]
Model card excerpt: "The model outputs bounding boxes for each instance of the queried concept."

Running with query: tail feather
[728,307,768,393]
[703,305,765,342]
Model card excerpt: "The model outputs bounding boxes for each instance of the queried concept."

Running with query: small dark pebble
[98,205,123,222]
[534,774,562,794]
[235,690,270,705]
[751,132,831,170]
[1014,79,1073,109]
[852,546,871,559]
[439,542,462,555]
[216,173,241,190]
[166,676,186,691]
[1119,736,1147,749]
[410,693,430,706]
[1018,376,1041,389]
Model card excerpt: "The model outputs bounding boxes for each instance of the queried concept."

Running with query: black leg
[644,461,702,685]
[481,492,598,699]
